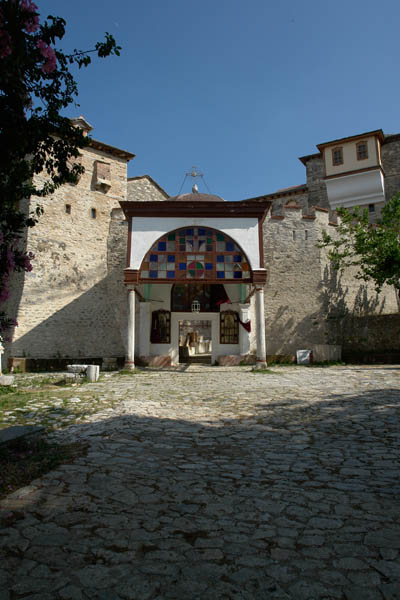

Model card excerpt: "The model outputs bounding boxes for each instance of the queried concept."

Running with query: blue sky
[38,0,400,200]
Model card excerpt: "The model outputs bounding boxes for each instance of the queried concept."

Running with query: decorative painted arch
[139,226,252,282]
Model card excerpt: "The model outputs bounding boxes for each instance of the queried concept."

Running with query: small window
[368,203,375,213]
[65,204,71,214]
[95,160,111,192]
[332,147,343,166]
[305,230,308,240]
[356,141,368,161]
[91,208,97,219]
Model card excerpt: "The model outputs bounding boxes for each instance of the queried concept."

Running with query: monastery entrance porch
[121,195,271,369]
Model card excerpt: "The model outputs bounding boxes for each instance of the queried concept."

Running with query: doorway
[178,319,212,364]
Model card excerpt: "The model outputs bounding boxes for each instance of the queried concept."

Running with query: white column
[139,302,151,358]
[255,287,267,367]
[239,303,251,357]
[125,287,136,370]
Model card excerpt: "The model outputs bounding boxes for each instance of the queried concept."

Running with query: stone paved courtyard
[1,364,400,599]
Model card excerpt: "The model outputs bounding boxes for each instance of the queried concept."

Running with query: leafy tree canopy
[0,0,120,336]
[318,194,400,297]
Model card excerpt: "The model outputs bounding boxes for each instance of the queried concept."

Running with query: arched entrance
[120,189,270,369]
[136,226,251,365]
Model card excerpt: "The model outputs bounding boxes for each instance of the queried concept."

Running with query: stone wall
[381,135,400,202]
[263,204,399,360]
[127,175,169,202]
[5,140,400,366]
[270,191,309,215]
[263,207,330,357]
[5,144,130,362]
[304,156,329,209]
[338,313,400,363]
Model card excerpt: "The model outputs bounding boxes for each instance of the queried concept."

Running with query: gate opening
[179,320,212,364]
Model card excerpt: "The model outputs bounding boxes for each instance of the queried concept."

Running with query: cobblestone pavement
[2,365,400,600]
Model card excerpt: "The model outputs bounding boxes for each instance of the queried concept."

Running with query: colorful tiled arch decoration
[139,227,252,281]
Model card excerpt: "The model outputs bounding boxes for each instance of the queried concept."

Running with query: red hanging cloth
[215,285,232,306]
[238,318,251,332]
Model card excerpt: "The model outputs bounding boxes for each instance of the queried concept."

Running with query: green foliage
[318,194,400,295]
[0,385,14,395]
[0,0,120,336]
[117,368,143,375]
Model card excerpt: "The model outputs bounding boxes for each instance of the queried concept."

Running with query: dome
[169,192,224,202]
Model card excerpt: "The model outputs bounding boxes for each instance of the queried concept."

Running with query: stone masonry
[4,125,400,365]
[127,175,169,202]
[262,205,398,359]
[5,140,133,363]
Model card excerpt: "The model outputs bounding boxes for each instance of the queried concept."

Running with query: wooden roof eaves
[88,138,135,161]
[316,129,384,152]
[240,185,307,202]
[298,153,321,165]
[119,199,272,219]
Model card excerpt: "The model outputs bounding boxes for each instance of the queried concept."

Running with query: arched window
[220,311,239,344]
[139,226,251,282]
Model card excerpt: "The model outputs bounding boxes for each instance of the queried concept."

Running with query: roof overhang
[316,129,384,152]
[120,198,272,219]
[88,138,135,161]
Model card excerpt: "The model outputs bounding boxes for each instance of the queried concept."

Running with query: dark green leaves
[318,194,400,295]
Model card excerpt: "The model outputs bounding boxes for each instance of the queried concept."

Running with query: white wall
[130,216,260,270]
[325,169,385,210]
[324,136,380,177]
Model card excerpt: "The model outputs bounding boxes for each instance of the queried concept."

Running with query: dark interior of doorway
[179,320,211,364]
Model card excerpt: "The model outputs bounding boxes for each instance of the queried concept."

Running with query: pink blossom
[37,39,56,73]
[20,0,38,12]
[23,13,39,33]
[20,0,39,32]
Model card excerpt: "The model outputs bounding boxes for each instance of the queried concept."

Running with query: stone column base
[255,360,268,369]
[123,360,136,371]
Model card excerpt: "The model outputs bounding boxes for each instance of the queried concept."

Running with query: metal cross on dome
[178,166,212,195]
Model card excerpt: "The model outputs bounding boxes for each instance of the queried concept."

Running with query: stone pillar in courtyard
[238,303,251,357]
[125,287,136,370]
[255,287,267,368]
